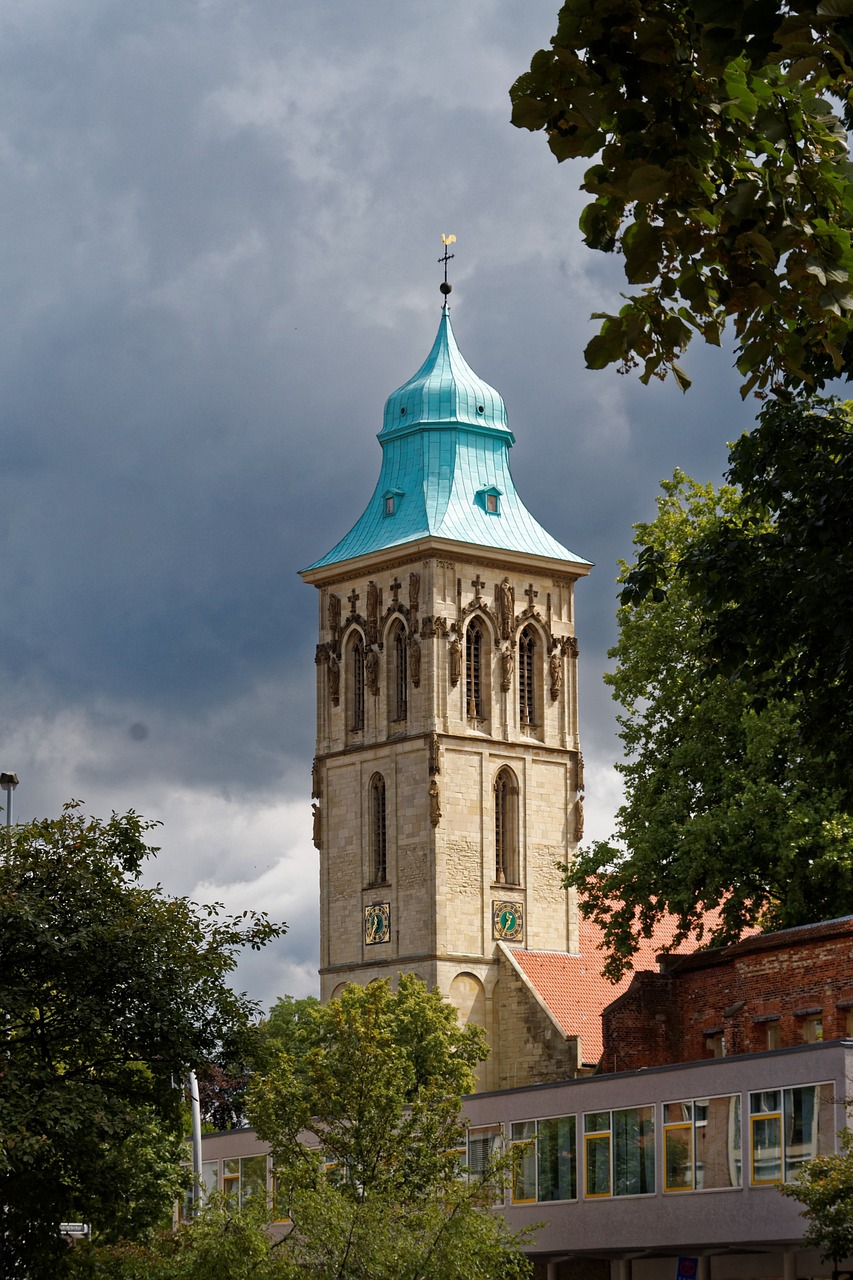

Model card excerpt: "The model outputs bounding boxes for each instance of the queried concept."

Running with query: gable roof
[502,914,691,1066]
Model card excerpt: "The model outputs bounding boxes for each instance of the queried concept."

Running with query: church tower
[300,287,591,1090]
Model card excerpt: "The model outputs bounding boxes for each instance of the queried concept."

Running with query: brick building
[600,916,853,1074]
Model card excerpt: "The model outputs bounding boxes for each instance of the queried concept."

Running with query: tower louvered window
[370,773,387,883]
[393,625,407,721]
[495,766,519,885]
[351,634,365,731]
[466,621,483,718]
[519,626,536,726]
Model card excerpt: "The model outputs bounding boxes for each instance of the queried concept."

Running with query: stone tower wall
[309,549,586,1083]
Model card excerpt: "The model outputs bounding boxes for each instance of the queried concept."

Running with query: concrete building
[201,1037,853,1278]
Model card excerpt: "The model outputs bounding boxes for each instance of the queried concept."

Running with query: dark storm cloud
[0,0,749,1004]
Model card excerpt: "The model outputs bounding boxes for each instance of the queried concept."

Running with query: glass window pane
[751,1090,781,1115]
[538,1116,576,1202]
[585,1134,611,1197]
[511,1121,536,1141]
[785,1084,835,1178]
[664,1125,693,1191]
[201,1160,219,1196]
[585,1111,610,1134]
[664,1102,692,1124]
[512,1140,537,1203]
[697,1095,741,1190]
[240,1154,267,1206]
[613,1106,655,1196]
[468,1125,502,1179]
[752,1114,782,1183]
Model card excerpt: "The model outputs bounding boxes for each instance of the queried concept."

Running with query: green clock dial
[492,899,524,942]
[364,902,391,945]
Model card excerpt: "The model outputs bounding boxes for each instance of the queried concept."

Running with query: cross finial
[439,234,456,300]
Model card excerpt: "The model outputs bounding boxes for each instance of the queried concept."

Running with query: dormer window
[476,486,502,516]
[383,488,404,518]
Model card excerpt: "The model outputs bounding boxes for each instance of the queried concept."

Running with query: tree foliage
[564,471,853,979]
[683,395,853,806]
[247,977,531,1280]
[0,802,284,1278]
[69,1197,292,1280]
[781,1127,853,1274]
[510,0,853,396]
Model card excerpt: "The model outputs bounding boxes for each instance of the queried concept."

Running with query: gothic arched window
[350,633,365,732]
[494,766,519,885]
[392,624,407,722]
[369,773,387,883]
[466,620,483,719]
[519,626,536,726]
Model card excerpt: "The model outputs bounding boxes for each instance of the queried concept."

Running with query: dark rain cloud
[0,0,750,1005]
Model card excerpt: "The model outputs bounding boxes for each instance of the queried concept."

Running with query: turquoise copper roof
[302,306,589,572]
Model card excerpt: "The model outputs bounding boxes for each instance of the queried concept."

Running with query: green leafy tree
[781,1128,853,1278]
[69,1196,292,1280]
[199,996,325,1133]
[247,976,532,1280]
[565,471,853,979]
[0,801,284,1278]
[682,395,853,807]
[510,0,853,396]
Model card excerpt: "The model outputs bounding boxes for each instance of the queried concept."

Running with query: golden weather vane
[439,234,456,297]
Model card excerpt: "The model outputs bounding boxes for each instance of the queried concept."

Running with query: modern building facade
[201,1038,853,1278]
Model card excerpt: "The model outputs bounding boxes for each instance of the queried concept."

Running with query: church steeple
[303,306,589,573]
[380,305,510,436]
[300,280,591,1092]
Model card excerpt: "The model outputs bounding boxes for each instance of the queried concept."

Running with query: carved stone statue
[549,645,563,700]
[408,634,421,687]
[327,592,341,639]
[449,632,462,687]
[327,651,340,703]
[409,571,420,613]
[312,802,321,849]
[429,731,440,776]
[499,577,515,640]
[501,644,514,692]
[429,778,441,827]
[311,756,321,799]
[366,580,379,643]
[577,751,585,793]
[574,796,584,842]
[365,645,379,695]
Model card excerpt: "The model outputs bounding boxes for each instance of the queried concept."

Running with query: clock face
[493,900,524,942]
[364,902,391,945]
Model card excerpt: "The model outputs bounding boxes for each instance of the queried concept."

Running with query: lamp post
[0,773,18,827]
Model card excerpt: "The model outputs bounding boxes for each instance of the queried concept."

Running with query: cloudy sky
[0,0,751,1010]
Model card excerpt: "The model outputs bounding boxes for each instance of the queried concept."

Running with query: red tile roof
[504,914,693,1066]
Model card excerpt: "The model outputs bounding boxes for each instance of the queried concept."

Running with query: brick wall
[600,916,853,1072]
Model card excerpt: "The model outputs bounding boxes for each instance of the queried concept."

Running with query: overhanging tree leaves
[247,977,531,1280]
[0,802,284,1279]
[564,472,853,980]
[510,0,853,396]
